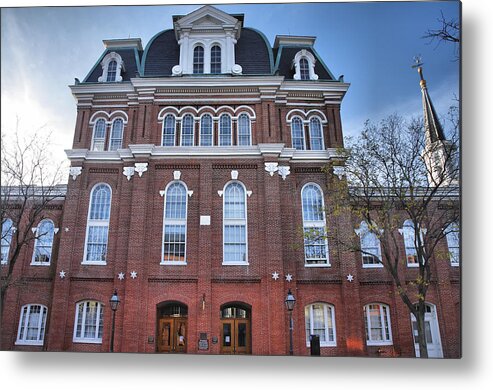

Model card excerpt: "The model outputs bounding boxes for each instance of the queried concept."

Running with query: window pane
[300,58,310,80]
[162,115,176,146]
[237,114,251,146]
[200,114,213,146]
[33,220,54,264]
[224,183,245,219]
[211,45,221,74]
[193,46,204,74]
[89,185,111,220]
[223,225,246,262]
[107,60,117,81]
[109,119,124,151]
[163,224,186,262]
[92,120,106,151]
[291,117,305,150]
[1,218,14,263]
[302,185,324,221]
[309,118,323,150]
[165,183,187,219]
[86,226,109,262]
[219,114,232,146]
[181,115,195,146]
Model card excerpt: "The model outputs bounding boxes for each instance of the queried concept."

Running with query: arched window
[106,60,117,82]
[309,117,324,150]
[355,221,382,268]
[200,114,213,146]
[109,118,124,151]
[445,223,459,266]
[162,182,188,264]
[193,46,204,74]
[305,303,336,346]
[223,182,248,264]
[219,114,232,146]
[1,218,13,264]
[400,219,422,267]
[73,301,104,343]
[162,114,176,146]
[211,45,221,74]
[364,303,392,345]
[291,117,305,150]
[181,114,195,146]
[91,119,107,151]
[237,114,251,146]
[32,219,55,265]
[16,304,48,345]
[83,184,111,264]
[301,184,329,265]
[299,58,310,80]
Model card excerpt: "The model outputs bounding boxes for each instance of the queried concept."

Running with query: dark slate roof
[274,46,334,80]
[421,83,446,143]
[142,29,180,76]
[235,27,272,75]
[84,48,141,82]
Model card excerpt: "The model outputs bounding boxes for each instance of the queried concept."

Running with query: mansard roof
[84,47,143,83]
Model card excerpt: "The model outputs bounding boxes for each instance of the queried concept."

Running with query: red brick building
[0,5,460,357]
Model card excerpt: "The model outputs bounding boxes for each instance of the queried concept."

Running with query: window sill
[304,263,331,268]
[366,341,393,346]
[15,340,43,346]
[160,261,187,266]
[362,264,384,269]
[450,263,460,267]
[406,264,419,268]
[30,262,51,266]
[222,262,249,266]
[305,342,337,347]
[81,261,107,266]
[73,338,103,344]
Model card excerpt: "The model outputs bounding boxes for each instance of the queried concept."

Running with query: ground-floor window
[73,301,104,343]
[16,304,47,345]
[304,303,336,346]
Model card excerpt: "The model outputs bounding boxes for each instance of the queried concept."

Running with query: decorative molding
[211,277,261,284]
[31,227,37,234]
[264,162,279,176]
[53,228,59,234]
[278,166,291,180]
[98,51,125,83]
[69,166,82,181]
[159,190,166,197]
[246,190,252,197]
[187,190,193,197]
[293,49,318,81]
[134,162,148,177]
[231,170,239,180]
[89,168,119,174]
[123,166,135,180]
[200,215,211,225]
[333,166,346,180]
[217,190,223,197]
[173,170,182,180]
[231,64,243,75]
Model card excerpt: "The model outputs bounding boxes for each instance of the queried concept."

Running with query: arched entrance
[157,302,188,353]
[220,303,251,354]
[411,303,443,358]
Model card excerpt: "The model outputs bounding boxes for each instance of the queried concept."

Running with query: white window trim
[15,304,47,345]
[293,49,319,81]
[30,219,55,266]
[236,113,252,146]
[108,118,125,151]
[305,303,337,347]
[161,114,177,147]
[210,43,223,74]
[364,303,393,346]
[91,119,107,151]
[301,183,330,267]
[219,113,233,146]
[161,180,189,266]
[355,221,383,268]
[73,301,104,344]
[82,183,112,265]
[98,51,125,82]
[222,180,249,265]
[180,114,195,146]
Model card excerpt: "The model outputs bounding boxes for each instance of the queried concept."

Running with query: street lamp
[109,290,120,352]
[285,289,296,356]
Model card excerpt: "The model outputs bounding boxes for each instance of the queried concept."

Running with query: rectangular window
[223,225,247,263]
[364,304,392,345]
[303,227,328,264]
[16,304,47,345]
[74,301,104,343]
[163,224,186,262]
[85,226,108,262]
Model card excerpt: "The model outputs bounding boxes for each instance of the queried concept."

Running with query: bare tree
[423,11,460,60]
[314,114,459,358]
[0,123,66,332]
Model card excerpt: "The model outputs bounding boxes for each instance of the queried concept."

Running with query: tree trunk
[416,311,429,358]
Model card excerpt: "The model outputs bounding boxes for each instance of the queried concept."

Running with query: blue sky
[1,1,460,163]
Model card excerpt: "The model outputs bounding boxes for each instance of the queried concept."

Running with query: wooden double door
[220,319,250,354]
[157,317,187,353]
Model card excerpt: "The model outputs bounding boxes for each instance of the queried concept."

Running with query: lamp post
[109,290,120,352]
[285,289,296,356]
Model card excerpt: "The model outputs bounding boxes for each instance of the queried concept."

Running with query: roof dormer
[171,5,244,76]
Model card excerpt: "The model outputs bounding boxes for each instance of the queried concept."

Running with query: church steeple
[413,58,457,187]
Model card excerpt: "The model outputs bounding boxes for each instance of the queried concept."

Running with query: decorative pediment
[174,5,242,36]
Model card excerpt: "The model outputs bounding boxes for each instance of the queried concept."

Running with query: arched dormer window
[162,181,188,264]
[83,183,112,264]
[1,218,14,264]
[181,114,195,146]
[309,117,324,150]
[211,45,222,74]
[200,114,213,146]
[162,114,176,146]
[223,181,248,264]
[91,119,107,151]
[237,114,251,146]
[31,219,55,265]
[301,183,329,266]
[98,51,125,82]
[219,114,232,146]
[293,49,318,81]
[291,116,305,150]
[109,118,124,151]
[193,46,204,74]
